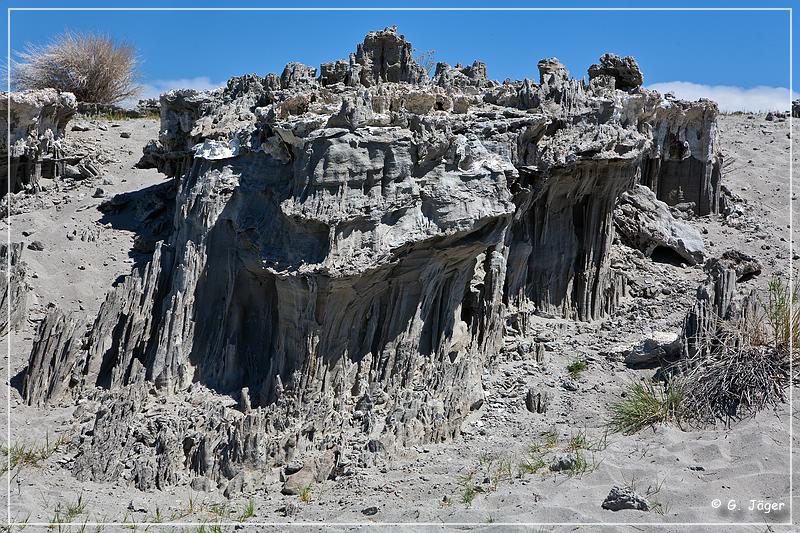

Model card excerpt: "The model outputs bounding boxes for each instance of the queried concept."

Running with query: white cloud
[120,76,224,108]
[646,81,798,113]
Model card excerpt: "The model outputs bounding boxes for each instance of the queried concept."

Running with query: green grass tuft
[609,379,683,434]
[567,358,588,379]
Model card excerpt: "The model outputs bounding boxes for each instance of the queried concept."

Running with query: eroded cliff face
[23,27,722,491]
[0,89,77,196]
[642,99,722,215]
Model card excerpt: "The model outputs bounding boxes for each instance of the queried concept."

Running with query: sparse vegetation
[206,501,230,520]
[413,48,438,77]
[49,494,87,529]
[458,471,477,507]
[609,277,798,432]
[13,31,140,104]
[624,474,671,516]
[564,451,591,477]
[567,358,588,379]
[455,452,517,508]
[764,276,800,352]
[238,499,255,521]
[518,455,546,475]
[542,429,558,448]
[299,483,313,503]
[609,378,684,434]
[516,428,606,481]
[195,525,225,533]
[1,433,66,475]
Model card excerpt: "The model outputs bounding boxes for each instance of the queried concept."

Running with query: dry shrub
[680,325,789,423]
[13,31,140,104]
[680,276,797,424]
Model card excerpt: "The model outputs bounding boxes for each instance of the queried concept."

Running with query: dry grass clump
[681,330,790,423]
[13,31,140,104]
[681,277,796,424]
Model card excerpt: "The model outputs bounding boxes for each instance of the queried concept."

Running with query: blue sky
[3,0,797,111]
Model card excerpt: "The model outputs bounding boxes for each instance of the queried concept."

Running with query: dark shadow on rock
[10,367,26,396]
[650,246,688,267]
[98,178,176,261]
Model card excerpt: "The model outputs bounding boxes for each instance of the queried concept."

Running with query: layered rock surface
[641,98,722,215]
[23,27,722,491]
[1,89,77,195]
[0,243,29,335]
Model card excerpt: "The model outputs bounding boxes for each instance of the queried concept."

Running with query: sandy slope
[0,113,796,532]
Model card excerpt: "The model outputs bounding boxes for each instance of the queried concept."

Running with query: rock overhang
[20,26,724,492]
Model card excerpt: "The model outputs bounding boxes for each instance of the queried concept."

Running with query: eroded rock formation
[588,53,644,91]
[1,89,77,195]
[23,27,722,492]
[0,243,29,335]
[679,260,757,360]
[642,98,722,215]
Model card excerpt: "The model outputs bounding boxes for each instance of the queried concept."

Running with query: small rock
[120,132,131,138]
[71,122,91,132]
[92,188,106,198]
[549,453,578,472]
[27,240,45,251]
[366,439,385,453]
[525,387,549,414]
[284,459,304,476]
[624,331,680,369]
[705,250,762,282]
[561,379,579,392]
[281,501,300,517]
[614,185,705,265]
[601,485,649,511]
[361,506,379,516]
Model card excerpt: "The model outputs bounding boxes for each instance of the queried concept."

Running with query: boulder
[602,485,650,511]
[704,250,761,282]
[281,463,317,495]
[624,331,681,368]
[614,185,705,265]
[549,453,579,472]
